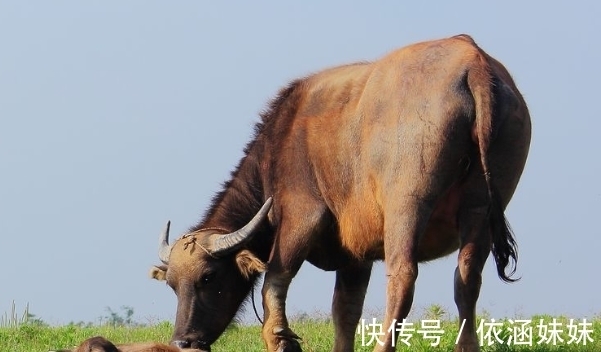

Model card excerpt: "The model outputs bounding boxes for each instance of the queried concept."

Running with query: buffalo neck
[189,80,303,263]
[190,142,275,263]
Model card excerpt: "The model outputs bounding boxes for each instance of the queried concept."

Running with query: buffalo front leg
[262,270,302,352]
[261,199,328,352]
[454,208,491,352]
[332,262,373,352]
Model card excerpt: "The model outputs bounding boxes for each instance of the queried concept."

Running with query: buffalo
[50,335,201,352]
[150,34,531,352]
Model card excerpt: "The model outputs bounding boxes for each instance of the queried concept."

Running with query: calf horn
[158,221,172,264]
[208,197,273,257]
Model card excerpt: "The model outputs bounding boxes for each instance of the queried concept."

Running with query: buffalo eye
[200,272,216,286]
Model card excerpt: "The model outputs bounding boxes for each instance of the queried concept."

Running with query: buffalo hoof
[276,337,302,352]
[270,326,302,352]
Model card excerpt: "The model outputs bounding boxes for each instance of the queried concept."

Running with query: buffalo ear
[235,250,266,279]
[149,265,168,281]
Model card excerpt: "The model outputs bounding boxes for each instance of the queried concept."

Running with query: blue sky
[1,2,600,325]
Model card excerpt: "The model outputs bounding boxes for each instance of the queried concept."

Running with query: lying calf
[50,336,202,352]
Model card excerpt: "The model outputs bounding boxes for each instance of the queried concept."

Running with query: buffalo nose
[171,340,191,348]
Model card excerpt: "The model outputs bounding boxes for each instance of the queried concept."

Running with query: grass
[1,314,599,352]
[1,301,31,328]
[0,322,173,352]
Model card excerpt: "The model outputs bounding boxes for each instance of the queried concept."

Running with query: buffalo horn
[158,221,172,264]
[208,197,273,256]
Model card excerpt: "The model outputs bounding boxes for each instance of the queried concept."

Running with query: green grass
[1,315,599,352]
[0,322,173,352]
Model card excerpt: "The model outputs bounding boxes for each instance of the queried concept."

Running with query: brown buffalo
[150,34,531,352]
[51,336,201,352]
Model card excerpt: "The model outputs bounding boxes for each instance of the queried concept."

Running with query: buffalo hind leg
[375,201,433,352]
[454,207,491,352]
[332,262,373,352]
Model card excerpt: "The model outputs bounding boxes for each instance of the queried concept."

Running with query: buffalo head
[149,198,272,351]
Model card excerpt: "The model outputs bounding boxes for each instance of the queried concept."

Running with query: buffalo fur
[152,34,531,352]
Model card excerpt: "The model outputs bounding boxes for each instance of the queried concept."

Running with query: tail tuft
[488,187,519,282]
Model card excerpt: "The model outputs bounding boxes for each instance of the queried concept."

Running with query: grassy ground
[1,316,599,351]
